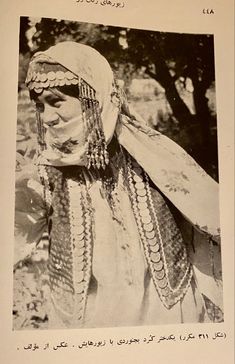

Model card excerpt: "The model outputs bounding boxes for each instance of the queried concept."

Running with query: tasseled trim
[80,81,109,169]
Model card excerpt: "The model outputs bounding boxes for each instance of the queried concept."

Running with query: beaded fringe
[79,81,109,169]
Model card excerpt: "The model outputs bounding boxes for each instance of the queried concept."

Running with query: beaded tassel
[36,110,46,151]
[80,80,109,170]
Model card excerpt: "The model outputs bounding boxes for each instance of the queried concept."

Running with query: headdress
[26,49,111,169]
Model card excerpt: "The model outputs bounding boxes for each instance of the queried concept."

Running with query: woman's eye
[49,98,63,108]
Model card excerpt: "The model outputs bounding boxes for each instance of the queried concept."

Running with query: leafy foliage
[13,240,49,330]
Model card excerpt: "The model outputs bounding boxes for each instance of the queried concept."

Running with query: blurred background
[14,17,220,330]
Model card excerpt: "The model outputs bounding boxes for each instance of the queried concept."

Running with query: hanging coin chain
[67,175,93,324]
[144,170,192,295]
[126,156,192,309]
[126,157,169,307]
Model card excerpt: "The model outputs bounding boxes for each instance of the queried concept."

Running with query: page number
[203,8,215,14]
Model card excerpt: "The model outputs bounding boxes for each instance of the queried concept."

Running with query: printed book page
[0,0,234,363]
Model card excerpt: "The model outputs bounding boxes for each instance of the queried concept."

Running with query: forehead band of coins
[25,62,81,93]
[26,60,109,169]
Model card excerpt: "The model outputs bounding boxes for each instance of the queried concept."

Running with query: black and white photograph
[13,16,224,331]
[0,0,234,363]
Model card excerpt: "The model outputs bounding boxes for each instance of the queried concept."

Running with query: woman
[15,41,223,329]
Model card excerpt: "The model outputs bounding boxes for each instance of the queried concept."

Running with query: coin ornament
[126,156,186,308]
[26,66,81,93]
[67,177,93,322]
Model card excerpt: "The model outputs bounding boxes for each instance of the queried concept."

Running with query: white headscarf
[28,41,220,238]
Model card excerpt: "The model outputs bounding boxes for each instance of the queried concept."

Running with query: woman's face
[35,88,83,128]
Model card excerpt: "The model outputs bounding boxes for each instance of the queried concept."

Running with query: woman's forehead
[36,88,66,101]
